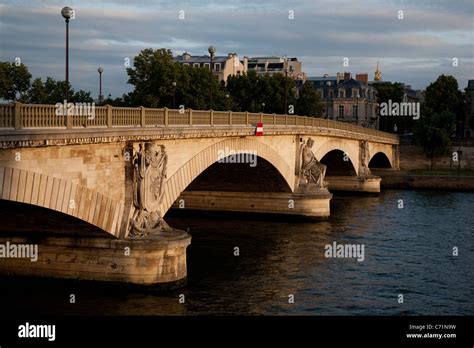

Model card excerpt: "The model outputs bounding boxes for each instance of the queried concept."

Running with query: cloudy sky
[1,0,473,98]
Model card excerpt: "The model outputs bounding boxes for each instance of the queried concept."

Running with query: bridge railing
[0,103,398,141]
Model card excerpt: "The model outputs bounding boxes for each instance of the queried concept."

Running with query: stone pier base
[0,230,191,286]
[326,175,381,193]
[174,190,332,217]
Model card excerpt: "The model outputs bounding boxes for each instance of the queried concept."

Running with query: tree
[424,75,463,120]
[226,71,260,112]
[414,108,455,169]
[297,81,324,117]
[23,77,93,104]
[0,62,32,101]
[126,48,228,110]
[372,81,405,132]
[413,75,464,168]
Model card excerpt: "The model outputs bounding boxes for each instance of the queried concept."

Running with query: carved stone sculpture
[129,142,170,238]
[359,140,371,178]
[300,138,327,189]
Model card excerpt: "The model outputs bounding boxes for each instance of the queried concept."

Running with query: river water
[1,189,473,316]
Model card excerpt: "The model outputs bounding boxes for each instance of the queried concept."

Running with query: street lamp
[262,102,265,112]
[172,81,177,109]
[458,120,462,177]
[225,93,230,110]
[208,45,216,109]
[61,7,73,103]
[97,67,103,104]
[326,81,332,119]
[284,58,288,114]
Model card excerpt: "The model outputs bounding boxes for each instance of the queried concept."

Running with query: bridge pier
[173,190,333,218]
[0,231,191,286]
[326,176,382,193]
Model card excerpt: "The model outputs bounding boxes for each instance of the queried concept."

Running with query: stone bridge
[0,103,398,285]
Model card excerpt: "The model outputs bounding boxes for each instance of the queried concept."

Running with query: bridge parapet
[1,103,398,144]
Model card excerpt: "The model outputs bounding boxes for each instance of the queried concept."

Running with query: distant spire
[374,61,382,81]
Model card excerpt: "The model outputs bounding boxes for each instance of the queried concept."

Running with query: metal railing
[0,103,399,142]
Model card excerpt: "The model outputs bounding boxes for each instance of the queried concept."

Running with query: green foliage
[297,81,323,117]
[372,81,406,132]
[23,77,93,104]
[372,81,405,104]
[413,75,464,168]
[226,71,299,114]
[424,75,463,120]
[0,62,32,101]
[414,108,455,169]
[1,51,321,117]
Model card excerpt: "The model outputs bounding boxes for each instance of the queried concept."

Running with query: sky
[1,0,473,98]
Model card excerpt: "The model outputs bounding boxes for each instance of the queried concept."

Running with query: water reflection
[0,190,472,316]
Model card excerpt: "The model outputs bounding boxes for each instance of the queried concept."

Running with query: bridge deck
[0,103,399,147]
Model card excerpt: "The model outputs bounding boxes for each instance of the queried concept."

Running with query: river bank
[373,169,474,191]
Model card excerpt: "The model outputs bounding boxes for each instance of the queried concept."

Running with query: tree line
[0,48,323,117]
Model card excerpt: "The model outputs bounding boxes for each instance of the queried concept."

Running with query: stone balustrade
[0,103,399,142]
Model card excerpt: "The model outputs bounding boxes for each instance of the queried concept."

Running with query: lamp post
[208,45,216,110]
[172,81,177,109]
[97,67,103,104]
[284,58,288,114]
[61,7,73,103]
[225,93,230,110]
[326,81,332,119]
[458,120,462,178]
[262,102,265,112]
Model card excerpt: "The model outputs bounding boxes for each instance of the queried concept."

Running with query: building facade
[174,52,247,83]
[247,57,306,81]
[307,72,379,129]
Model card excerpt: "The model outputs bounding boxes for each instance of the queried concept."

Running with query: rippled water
[1,190,473,316]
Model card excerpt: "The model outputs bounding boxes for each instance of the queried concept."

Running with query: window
[183,63,190,67]
[204,63,210,70]
[328,90,334,98]
[339,105,344,117]
[338,89,345,98]
[193,63,200,68]
[215,63,221,71]
[353,105,358,118]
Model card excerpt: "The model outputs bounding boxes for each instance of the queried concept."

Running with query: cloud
[0,0,472,97]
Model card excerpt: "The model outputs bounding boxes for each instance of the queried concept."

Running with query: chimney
[243,56,248,72]
[183,52,191,61]
[344,72,351,80]
[355,73,368,85]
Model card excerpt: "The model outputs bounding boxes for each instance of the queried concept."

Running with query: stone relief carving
[129,142,170,238]
[359,140,371,178]
[299,137,327,190]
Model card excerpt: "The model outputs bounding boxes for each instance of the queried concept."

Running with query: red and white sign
[256,122,263,136]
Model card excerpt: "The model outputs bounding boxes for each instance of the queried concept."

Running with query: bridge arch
[320,149,357,176]
[369,152,392,168]
[313,138,359,176]
[0,167,124,237]
[158,137,295,215]
[367,143,393,168]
